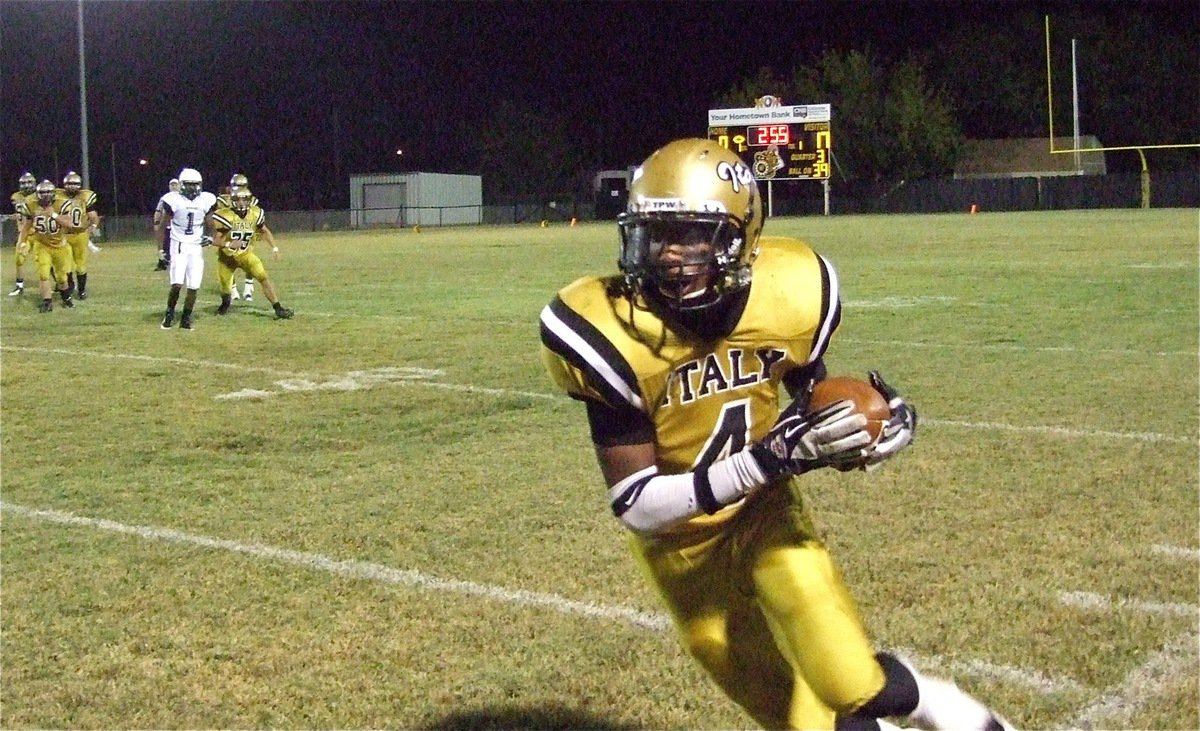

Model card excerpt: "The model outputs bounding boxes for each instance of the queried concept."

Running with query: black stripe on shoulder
[810,255,841,361]
[540,295,643,410]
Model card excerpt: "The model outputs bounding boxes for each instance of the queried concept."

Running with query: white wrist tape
[702,449,768,507]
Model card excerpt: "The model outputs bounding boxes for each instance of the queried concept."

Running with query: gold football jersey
[540,236,841,530]
[21,192,71,248]
[58,188,97,233]
[210,205,267,256]
[10,190,28,217]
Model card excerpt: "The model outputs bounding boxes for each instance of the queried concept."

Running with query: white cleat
[230,288,241,301]
[7,285,23,296]
[913,676,1011,731]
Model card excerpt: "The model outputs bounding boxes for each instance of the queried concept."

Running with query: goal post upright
[1044,15,1198,207]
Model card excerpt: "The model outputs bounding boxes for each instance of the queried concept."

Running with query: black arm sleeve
[782,357,827,403]
[584,398,655,447]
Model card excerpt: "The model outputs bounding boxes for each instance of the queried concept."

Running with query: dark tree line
[476,5,1196,198]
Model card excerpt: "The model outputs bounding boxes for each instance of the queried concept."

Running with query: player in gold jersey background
[209,187,294,320]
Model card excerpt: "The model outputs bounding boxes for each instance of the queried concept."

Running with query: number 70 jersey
[539,236,842,478]
[160,190,217,246]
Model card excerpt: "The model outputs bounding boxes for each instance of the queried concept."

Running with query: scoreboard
[707,103,832,181]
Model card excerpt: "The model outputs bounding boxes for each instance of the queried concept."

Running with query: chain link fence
[4,170,1195,246]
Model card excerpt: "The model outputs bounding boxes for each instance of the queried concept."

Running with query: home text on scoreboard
[707,103,832,181]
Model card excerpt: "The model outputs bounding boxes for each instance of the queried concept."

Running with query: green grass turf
[1,208,1196,729]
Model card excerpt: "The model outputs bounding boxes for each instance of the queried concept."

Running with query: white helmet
[178,168,202,199]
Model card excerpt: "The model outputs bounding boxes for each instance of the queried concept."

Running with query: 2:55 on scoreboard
[747,124,791,146]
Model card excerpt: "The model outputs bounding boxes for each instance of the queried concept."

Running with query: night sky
[0,0,1193,213]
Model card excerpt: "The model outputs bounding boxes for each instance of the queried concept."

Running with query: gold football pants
[35,243,72,286]
[65,232,89,274]
[216,249,267,294]
[630,484,885,729]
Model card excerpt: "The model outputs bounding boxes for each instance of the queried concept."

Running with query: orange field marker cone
[969,203,978,214]
[570,217,577,227]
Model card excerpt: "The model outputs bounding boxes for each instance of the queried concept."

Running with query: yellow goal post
[1044,15,1199,207]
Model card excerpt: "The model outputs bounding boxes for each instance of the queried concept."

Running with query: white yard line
[838,337,1193,358]
[0,501,670,633]
[1061,630,1200,730]
[3,345,1192,443]
[2,345,308,378]
[1151,544,1200,561]
[895,647,1085,696]
[1,500,1075,697]
[922,418,1194,445]
[1058,591,1199,619]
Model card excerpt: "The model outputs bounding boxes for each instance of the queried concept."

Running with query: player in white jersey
[154,168,216,330]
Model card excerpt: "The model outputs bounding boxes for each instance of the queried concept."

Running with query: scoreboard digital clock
[707,103,832,181]
[747,124,792,146]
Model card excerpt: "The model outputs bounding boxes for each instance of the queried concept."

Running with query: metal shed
[349,172,483,228]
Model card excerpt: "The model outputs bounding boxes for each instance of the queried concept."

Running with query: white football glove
[750,398,873,478]
[87,241,101,253]
[859,371,917,472]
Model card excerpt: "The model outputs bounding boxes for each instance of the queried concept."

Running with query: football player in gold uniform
[17,181,75,312]
[540,139,1011,731]
[8,172,36,296]
[209,188,293,319]
[214,173,257,302]
[59,171,101,299]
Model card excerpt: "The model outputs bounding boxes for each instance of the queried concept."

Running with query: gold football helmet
[618,138,762,312]
[18,172,36,195]
[36,180,56,206]
[231,187,253,213]
[62,171,83,195]
[229,173,249,191]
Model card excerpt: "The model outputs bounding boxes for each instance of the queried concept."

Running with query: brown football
[808,376,891,444]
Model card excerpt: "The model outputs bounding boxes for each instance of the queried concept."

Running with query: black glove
[200,235,214,247]
[750,397,873,479]
[859,370,918,471]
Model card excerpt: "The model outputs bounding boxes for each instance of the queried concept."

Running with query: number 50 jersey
[539,236,842,526]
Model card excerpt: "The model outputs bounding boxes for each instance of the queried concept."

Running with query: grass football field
[1,209,1197,729]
